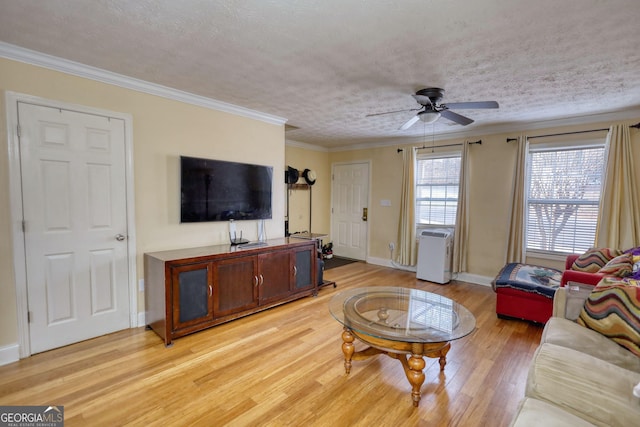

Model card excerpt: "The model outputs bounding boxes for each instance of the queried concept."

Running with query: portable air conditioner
[416,229,453,284]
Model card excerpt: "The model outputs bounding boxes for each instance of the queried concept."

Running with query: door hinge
[27,311,31,323]
[22,220,26,232]
[17,124,21,137]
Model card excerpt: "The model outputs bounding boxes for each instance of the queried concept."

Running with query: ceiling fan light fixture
[418,110,441,124]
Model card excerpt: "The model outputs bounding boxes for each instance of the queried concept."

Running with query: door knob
[362,207,368,222]
[115,234,126,241]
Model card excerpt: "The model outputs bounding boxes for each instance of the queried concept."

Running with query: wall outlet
[389,242,395,252]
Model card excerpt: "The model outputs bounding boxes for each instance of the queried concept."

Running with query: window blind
[526,145,605,253]
[416,155,461,226]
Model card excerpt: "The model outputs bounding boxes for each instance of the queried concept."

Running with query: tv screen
[180,156,273,222]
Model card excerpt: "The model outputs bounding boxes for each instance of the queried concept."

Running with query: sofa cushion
[571,248,622,273]
[542,317,640,372]
[510,397,596,427]
[597,252,633,277]
[577,278,640,357]
[624,247,640,279]
[629,254,640,280]
[526,343,640,427]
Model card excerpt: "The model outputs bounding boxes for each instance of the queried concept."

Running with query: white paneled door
[331,162,369,260]
[18,102,130,354]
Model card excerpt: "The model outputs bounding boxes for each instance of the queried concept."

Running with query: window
[525,142,605,254]
[415,154,461,225]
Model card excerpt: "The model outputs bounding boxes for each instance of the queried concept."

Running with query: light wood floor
[0,262,543,426]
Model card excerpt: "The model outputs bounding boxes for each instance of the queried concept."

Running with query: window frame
[415,150,462,228]
[524,138,606,256]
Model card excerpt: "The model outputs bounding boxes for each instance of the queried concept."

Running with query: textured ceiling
[1,0,639,148]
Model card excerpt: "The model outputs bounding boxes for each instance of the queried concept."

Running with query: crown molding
[328,107,640,152]
[462,107,640,139]
[0,42,287,126]
[3,42,638,147]
[285,138,329,152]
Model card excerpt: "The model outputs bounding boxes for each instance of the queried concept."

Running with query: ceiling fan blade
[366,107,421,117]
[412,94,433,106]
[442,101,499,110]
[440,109,474,126]
[399,115,420,130]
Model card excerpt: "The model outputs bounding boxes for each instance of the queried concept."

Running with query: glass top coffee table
[329,286,476,406]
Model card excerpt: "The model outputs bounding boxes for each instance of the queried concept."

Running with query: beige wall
[329,146,404,261]
[329,121,640,277]
[0,58,285,348]
[2,56,639,353]
[285,144,331,235]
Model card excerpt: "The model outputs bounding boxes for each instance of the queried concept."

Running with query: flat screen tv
[180,156,273,222]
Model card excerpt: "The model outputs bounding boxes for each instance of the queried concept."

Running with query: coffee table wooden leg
[407,353,426,407]
[341,328,355,374]
[438,343,451,371]
[392,351,426,407]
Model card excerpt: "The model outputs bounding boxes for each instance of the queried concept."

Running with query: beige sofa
[510,285,640,426]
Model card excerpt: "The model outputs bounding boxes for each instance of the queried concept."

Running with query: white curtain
[506,135,528,263]
[396,147,417,266]
[595,123,640,249]
[452,141,470,273]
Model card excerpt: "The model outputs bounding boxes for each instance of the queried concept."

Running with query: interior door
[331,162,369,260]
[18,102,130,354]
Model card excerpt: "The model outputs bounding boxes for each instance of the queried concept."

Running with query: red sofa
[494,250,628,324]
[560,254,606,288]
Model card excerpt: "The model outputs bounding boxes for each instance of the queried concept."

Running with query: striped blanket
[578,278,640,356]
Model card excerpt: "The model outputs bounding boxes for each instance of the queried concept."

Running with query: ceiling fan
[367,88,499,130]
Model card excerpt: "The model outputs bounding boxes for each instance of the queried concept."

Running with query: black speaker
[285,166,299,184]
[317,259,324,285]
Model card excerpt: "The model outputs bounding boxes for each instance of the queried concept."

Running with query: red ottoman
[492,263,562,324]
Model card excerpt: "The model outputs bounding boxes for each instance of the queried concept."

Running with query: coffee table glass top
[329,286,476,343]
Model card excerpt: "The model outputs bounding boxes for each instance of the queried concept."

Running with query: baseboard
[366,256,393,268]
[367,256,418,272]
[0,313,146,366]
[0,343,20,366]
[454,272,493,287]
[138,312,146,327]
[366,256,493,287]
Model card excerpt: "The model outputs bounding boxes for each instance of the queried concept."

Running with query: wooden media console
[144,237,317,346]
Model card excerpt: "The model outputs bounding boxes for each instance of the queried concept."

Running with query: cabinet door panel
[214,256,258,317]
[258,250,292,303]
[294,247,314,291]
[171,263,213,330]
